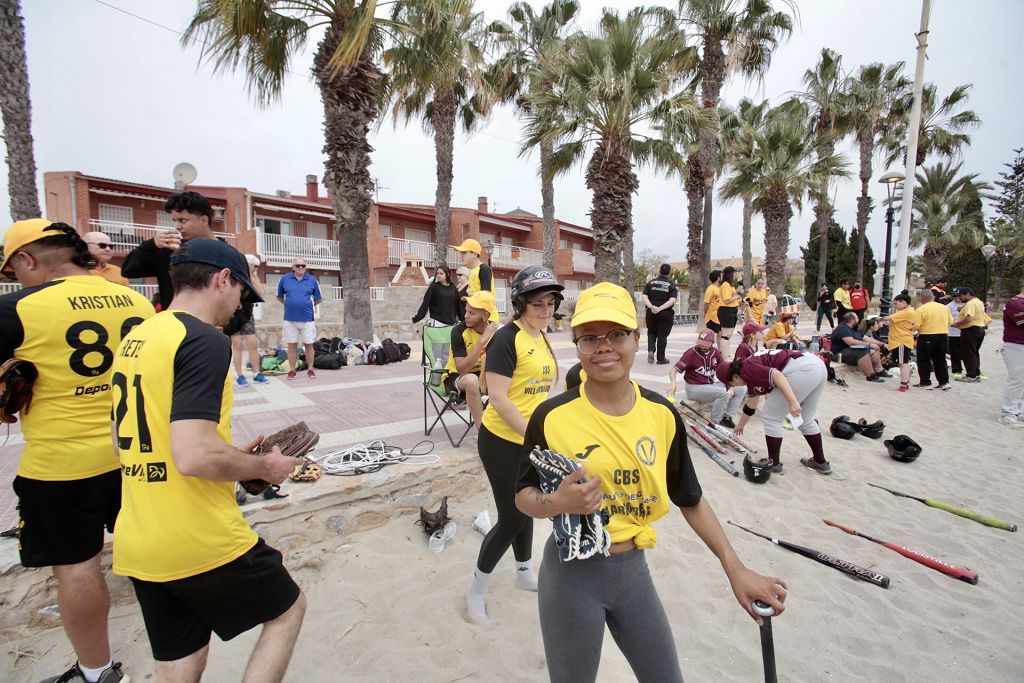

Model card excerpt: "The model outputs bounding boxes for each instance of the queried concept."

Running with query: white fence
[387,238,461,270]
[258,231,339,271]
[87,219,236,253]
[491,244,543,270]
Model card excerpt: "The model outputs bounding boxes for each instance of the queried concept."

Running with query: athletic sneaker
[896,384,909,393]
[719,416,737,429]
[656,358,670,365]
[913,381,932,387]
[979,374,989,381]
[287,370,297,380]
[771,463,784,475]
[998,414,1024,427]
[428,522,458,553]
[800,457,833,475]
[253,373,269,384]
[867,375,885,383]
[952,372,962,378]
[42,661,128,683]
[955,375,980,383]
[647,352,655,364]
[236,375,249,388]
[307,369,317,379]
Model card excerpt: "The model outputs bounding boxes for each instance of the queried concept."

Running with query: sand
[2,326,1022,682]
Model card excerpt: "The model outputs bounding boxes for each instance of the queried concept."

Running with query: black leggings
[645,309,674,362]
[816,305,834,330]
[476,426,533,573]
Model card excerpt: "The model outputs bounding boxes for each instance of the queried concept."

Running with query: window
[99,204,133,228]
[500,235,513,246]
[379,224,392,238]
[406,228,430,244]
[255,217,292,235]
[155,212,175,229]
[559,239,568,249]
[234,204,242,231]
[573,243,583,251]
[306,223,328,240]
[318,274,339,288]
[265,272,283,289]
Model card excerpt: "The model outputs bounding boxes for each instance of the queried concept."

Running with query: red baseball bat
[685,420,729,456]
[823,520,978,585]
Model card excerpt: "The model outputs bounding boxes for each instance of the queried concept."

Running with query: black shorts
[230,316,257,336]
[889,345,912,365]
[13,469,121,567]
[840,348,872,365]
[442,371,479,395]
[717,306,738,329]
[130,539,301,661]
[706,320,722,333]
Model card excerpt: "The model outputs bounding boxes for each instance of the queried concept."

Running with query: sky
[2,0,1021,265]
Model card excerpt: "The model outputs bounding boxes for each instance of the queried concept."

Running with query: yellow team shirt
[518,382,703,548]
[703,284,721,324]
[764,321,791,341]
[443,322,484,381]
[468,263,498,323]
[0,276,154,480]
[719,281,738,310]
[887,307,917,350]
[958,298,986,328]
[834,287,852,309]
[747,287,767,324]
[482,320,556,444]
[112,310,257,582]
[914,301,954,335]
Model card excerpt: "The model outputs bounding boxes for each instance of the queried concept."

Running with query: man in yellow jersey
[444,291,498,428]
[913,288,954,389]
[454,238,498,323]
[703,270,722,334]
[83,231,129,285]
[833,279,852,321]
[952,286,986,382]
[745,278,768,325]
[1,220,154,683]
[881,292,917,392]
[111,238,305,680]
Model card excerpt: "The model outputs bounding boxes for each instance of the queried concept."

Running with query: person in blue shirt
[276,258,322,379]
[830,311,886,382]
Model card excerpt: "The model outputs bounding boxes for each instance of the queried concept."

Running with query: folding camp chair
[422,325,474,447]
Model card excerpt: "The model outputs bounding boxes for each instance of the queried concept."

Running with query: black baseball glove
[0,358,38,424]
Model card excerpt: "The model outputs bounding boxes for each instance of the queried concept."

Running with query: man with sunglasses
[276,258,322,380]
[83,231,128,285]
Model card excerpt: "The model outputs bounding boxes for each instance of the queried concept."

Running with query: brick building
[42,171,596,303]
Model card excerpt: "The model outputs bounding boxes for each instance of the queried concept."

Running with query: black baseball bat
[752,601,777,683]
[728,521,890,588]
[686,432,739,476]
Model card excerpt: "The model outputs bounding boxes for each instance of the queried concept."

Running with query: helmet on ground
[510,266,563,313]
[858,418,885,439]
[830,416,858,440]
[885,435,922,462]
[743,454,773,484]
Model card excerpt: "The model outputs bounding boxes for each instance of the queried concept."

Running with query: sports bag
[382,338,403,364]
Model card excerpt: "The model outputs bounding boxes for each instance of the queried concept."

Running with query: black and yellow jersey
[0,275,154,481]
[443,322,484,380]
[564,362,587,391]
[482,320,556,444]
[468,263,498,323]
[111,310,257,582]
[518,382,702,548]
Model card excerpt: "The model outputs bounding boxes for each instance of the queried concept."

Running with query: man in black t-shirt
[642,264,678,365]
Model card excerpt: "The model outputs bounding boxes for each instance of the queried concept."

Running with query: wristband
[742,405,756,416]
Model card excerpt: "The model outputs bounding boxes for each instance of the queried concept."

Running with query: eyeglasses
[92,242,113,250]
[293,264,307,269]
[573,329,633,355]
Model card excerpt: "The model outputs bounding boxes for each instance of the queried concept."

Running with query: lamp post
[484,239,495,265]
[878,171,904,317]
[981,244,997,303]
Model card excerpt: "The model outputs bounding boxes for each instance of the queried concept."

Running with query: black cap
[170,238,264,304]
[954,286,973,296]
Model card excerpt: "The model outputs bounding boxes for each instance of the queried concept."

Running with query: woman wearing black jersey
[466,266,563,622]
[516,282,787,682]
[412,265,460,326]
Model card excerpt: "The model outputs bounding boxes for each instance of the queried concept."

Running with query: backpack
[313,353,344,370]
[314,338,332,357]
[329,337,345,355]
[382,338,403,364]
[397,342,412,361]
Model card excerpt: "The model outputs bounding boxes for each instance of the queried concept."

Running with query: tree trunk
[586,136,636,284]
[698,41,726,287]
[762,188,793,294]
[855,135,874,284]
[701,187,713,284]
[432,89,456,266]
[741,195,753,286]
[0,0,40,220]
[623,222,634,290]
[315,18,380,341]
[814,139,835,289]
[922,245,946,284]
[540,137,556,270]
[685,154,705,312]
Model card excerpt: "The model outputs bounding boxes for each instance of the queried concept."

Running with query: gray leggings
[762,354,826,438]
[538,536,683,683]
[684,381,747,422]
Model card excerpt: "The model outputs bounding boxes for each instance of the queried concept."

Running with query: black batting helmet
[510,266,563,314]
[830,416,857,440]
[858,418,885,439]
[885,435,922,462]
[743,454,772,484]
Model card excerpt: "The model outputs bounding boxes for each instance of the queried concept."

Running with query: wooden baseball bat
[677,400,759,453]
[728,521,890,588]
[866,483,1017,532]
[687,433,739,476]
[823,519,978,585]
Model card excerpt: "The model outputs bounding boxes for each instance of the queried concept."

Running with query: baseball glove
[416,497,450,535]
[240,422,320,495]
[0,358,38,425]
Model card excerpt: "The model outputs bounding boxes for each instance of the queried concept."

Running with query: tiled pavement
[0,321,821,530]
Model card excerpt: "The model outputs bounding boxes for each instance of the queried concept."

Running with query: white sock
[466,569,491,622]
[79,660,112,683]
[515,560,538,591]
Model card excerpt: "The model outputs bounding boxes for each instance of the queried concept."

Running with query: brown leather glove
[0,358,38,425]
[240,421,320,495]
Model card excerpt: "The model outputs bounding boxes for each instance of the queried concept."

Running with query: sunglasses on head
[293,264,307,269]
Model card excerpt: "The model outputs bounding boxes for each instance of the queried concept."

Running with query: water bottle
[429,357,443,387]
[809,338,820,354]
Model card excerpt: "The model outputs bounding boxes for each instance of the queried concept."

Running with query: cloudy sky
[2,0,1021,264]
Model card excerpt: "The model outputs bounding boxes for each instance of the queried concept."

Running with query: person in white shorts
[276,258,322,379]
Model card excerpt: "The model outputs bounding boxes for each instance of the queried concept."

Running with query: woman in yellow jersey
[703,269,722,333]
[515,282,787,683]
[764,312,803,349]
[466,265,562,622]
[716,266,741,355]
[881,292,917,392]
[745,278,768,324]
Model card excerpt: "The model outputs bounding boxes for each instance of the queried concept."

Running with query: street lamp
[878,171,904,316]
[981,243,997,303]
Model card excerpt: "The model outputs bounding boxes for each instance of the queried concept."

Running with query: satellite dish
[172,162,198,188]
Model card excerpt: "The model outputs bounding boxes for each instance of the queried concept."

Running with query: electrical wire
[310,439,438,476]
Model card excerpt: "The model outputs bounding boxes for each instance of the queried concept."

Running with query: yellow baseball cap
[463,290,497,316]
[571,282,637,330]
[454,238,482,254]
[2,219,67,274]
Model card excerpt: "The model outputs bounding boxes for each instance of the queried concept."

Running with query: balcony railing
[387,238,461,270]
[571,249,595,273]
[490,244,543,270]
[495,287,508,314]
[87,219,236,254]
[259,231,339,270]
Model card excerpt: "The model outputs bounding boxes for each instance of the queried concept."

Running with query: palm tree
[800,48,851,293]
[184,1,383,341]
[720,99,848,293]
[385,0,488,265]
[720,97,769,286]
[678,0,794,311]
[486,0,580,270]
[882,83,981,168]
[0,0,40,220]
[908,161,992,281]
[844,61,909,285]
[523,7,707,283]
